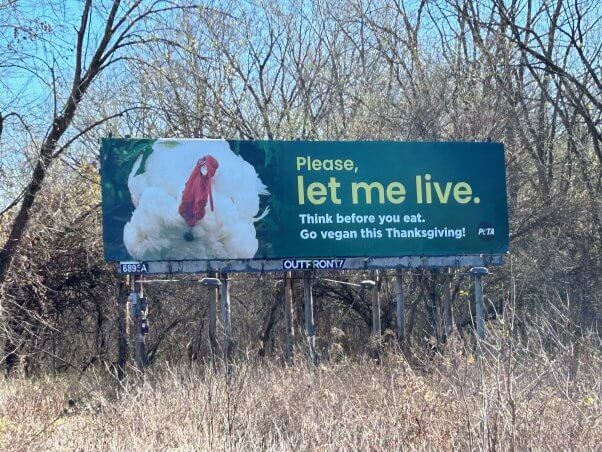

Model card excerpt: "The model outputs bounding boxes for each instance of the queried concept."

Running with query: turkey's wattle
[179,155,219,227]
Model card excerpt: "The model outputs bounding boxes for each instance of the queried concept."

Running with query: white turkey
[123,139,269,260]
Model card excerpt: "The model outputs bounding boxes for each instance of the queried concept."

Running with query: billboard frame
[118,253,506,274]
[102,139,510,267]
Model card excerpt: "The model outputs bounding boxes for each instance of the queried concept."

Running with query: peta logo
[477,222,495,241]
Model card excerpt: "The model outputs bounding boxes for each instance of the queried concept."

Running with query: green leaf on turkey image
[160,140,180,148]
[117,139,152,164]
[134,142,156,176]
[262,142,276,167]
[115,139,157,177]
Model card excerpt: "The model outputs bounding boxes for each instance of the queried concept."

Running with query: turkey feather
[123,139,269,260]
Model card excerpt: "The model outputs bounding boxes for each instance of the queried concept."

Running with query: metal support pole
[429,268,443,344]
[284,271,295,365]
[117,275,130,379]
[394,270,404,346]
[475,275,484,339]
[303,272,317,365]
[208,272,218,357]
[470,267,489,339]
[443,269,453,339]
[131,275,147,372]
[220,272,232,361]
[371,270,382,359]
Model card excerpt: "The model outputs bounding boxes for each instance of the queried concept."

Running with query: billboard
[100,139,509,272]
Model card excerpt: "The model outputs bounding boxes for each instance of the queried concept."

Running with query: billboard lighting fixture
[468,267,490,276]
[137,279,179,283]
[200,277,222,288]
[359,280,377,289]
[320,278,376,289]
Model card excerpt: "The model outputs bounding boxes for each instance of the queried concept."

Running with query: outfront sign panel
[101,139,509,267]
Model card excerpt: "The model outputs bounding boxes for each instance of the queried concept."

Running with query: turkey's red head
[179,155,219,227]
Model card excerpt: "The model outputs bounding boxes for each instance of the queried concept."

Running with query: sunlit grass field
[1,334,600,451]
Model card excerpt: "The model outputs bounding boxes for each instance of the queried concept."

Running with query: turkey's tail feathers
[254,206,270,222]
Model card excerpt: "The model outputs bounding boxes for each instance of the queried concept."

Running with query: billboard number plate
[119,261,149,274]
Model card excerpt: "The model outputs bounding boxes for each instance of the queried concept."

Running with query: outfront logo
[282,259,346,270]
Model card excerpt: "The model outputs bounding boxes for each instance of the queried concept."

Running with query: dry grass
[1,334,600,452]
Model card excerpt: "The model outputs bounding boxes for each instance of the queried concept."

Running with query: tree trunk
[259,284,281,358]
[0,86,93,305]
[0,0,114,305]
[4,316,24,377]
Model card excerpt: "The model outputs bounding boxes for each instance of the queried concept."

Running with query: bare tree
[0,0,199,301]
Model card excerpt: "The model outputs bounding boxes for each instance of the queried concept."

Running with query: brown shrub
[1,332,600,451]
